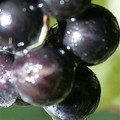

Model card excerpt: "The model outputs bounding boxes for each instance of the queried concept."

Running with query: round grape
[0,0,44,51]
[12,44,75,106]
[57,4,120,65]
[44,64,101,120]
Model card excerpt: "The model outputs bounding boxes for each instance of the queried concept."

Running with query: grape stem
[27,14,49,50]
[15,15,49,56]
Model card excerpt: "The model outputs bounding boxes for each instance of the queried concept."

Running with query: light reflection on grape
[0,71,17,108]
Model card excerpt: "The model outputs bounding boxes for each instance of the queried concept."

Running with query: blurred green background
[0,0,120,120]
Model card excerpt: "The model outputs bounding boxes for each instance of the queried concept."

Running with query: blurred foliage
[0,0,120,120]
[92,0,120,110]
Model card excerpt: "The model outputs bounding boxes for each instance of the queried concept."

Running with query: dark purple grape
[0,50,17,108]
[12,44,75,106]
[46,24,84,65]
[38,0,91,19]
[44,64,101,120]
[56,4,120,65]
[0,50,14,72]
[0,0,44,51]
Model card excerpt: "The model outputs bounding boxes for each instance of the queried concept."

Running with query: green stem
[15,15,49,56]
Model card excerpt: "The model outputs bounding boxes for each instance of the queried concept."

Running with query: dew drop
[22,8,26,12]
[60,0,65,5]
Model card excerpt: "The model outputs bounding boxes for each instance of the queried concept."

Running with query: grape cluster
[0,0,119,120]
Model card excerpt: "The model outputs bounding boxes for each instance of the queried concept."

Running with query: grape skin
[57,4,120,65]
[44,65,101,120]
[0,51,17,108]
[0,0,43,51]
[12,44,75,106]
[39,0,91,19]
